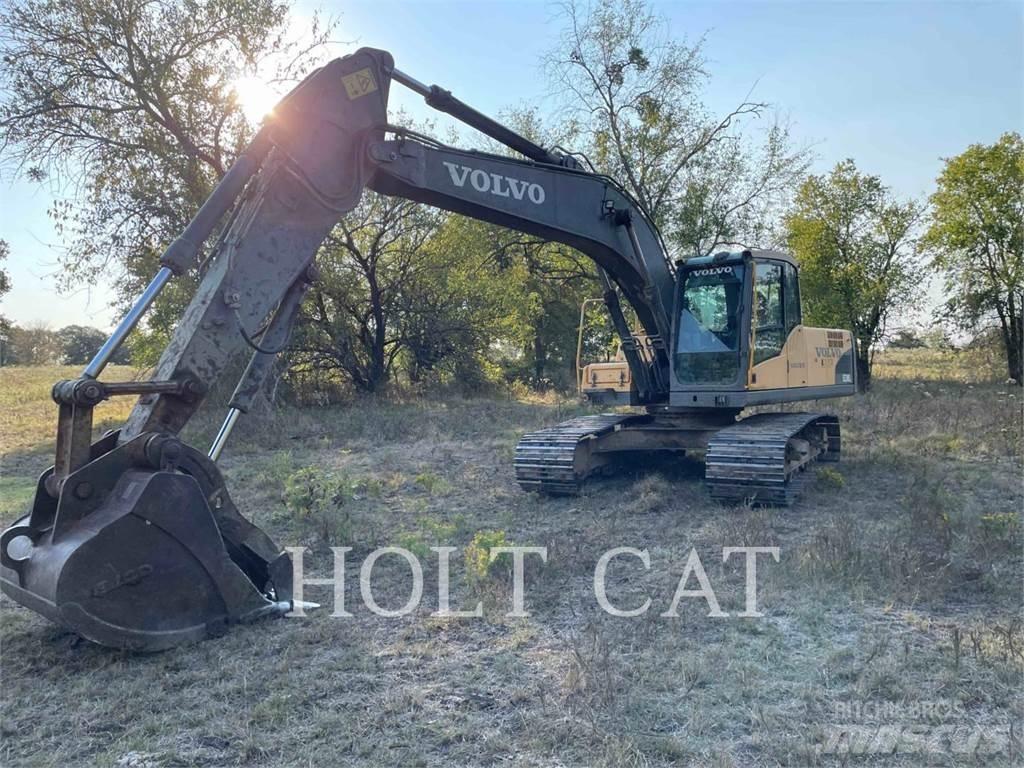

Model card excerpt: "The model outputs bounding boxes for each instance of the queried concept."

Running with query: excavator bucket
[1,432,292,652]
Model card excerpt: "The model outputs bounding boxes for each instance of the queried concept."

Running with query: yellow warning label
[342,68,378,100]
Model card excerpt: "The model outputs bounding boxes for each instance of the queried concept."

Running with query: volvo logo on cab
[443,162,546,204]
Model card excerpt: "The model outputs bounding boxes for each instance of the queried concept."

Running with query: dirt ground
[1,353,1021,767]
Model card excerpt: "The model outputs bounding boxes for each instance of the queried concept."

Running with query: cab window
[753,261,784,364]
[675,263,745,385]
[783,262,801,334]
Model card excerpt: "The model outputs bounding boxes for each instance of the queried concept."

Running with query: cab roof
[675,249,798,270]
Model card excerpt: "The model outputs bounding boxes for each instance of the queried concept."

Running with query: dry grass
[0,365,138,520]
[1,351,1021,766]
[0,365,137,456]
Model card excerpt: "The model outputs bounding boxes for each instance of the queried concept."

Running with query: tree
[923,133,1023,384]
[0,240,11,365]
[472,107,603,389]
[396,216,527,390]
[293,193,446,393]
[785,160,922,388]
[7,322,61,364]
[57,324,130,364]
[888,329,926,349]
[480,228,599,390]
[57,325,106,364]
[0,0,329,331]
[545,0,808,257]
[0,239,9,302]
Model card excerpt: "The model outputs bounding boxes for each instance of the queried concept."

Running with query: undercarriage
[515,409,840,505]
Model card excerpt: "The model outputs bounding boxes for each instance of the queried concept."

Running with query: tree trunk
[1000,315,1023,385]
[855,339,872,391]
[364,348,386,393]
[999,294,1023,384]
[532,331,547,390]
[366,275,388,393]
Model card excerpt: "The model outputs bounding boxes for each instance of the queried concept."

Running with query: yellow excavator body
[749,326,855,389]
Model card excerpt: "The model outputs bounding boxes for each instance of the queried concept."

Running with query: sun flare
[232,75,279,123]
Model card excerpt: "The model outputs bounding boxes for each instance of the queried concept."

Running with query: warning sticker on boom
[342,68,378,99]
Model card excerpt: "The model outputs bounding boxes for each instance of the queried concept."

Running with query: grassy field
[1,353,1021,766]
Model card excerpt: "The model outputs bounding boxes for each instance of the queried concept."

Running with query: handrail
[575,298,606,396]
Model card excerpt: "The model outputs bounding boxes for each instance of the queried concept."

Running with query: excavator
[0,48,856,651]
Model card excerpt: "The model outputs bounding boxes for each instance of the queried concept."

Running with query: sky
[1,0,1021,331]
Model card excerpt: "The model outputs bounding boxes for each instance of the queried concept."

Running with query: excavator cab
[580,250,856,408]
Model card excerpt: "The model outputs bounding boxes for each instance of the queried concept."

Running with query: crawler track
[513,414,632,494]
[704,412,840,505]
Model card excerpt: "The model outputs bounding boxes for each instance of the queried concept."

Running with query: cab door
[781,262,809,387]
[749,259,803,389]
[748,260,786,388]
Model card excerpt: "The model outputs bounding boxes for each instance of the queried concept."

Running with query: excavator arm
[1,47,680,651]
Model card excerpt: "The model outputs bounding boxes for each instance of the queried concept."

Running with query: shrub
[396,530,432,562]
[464,529,512,582]
[283,467,354,542]
[816,467,845,489]
[414,472,451,495]
[979,512,1022,549]
[262,451,295,491]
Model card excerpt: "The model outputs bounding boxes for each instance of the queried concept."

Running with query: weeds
[261,450,295,492]
[282,467,354,543]
[901,470,956,569]
[816,466,845,489]
[979,512,1022,547]
[414,471,452,495]
[464,529,513,582]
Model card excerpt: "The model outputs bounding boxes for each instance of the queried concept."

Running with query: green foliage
[464,529,514,582]
[4,324,61,365]
[283,467,353,518]
[0,242,10,365]
[888,329,926,349]
[292,189,603,394]
[282,467,354,542]
[56,325,130,365]
[395,213,539,390]
[0,240,10,307]
[922,327,957,350]
[395,516,460,562]
[395,531,432,562]
[294,183,447,393]
[262,451,296,492]
[2,322,131,365]
[816,467,845,489]
[0,0,330,322]
[340,107,604,395]
[923,132,1023,383]
[785,160,922,387]
[413,472,451,495]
